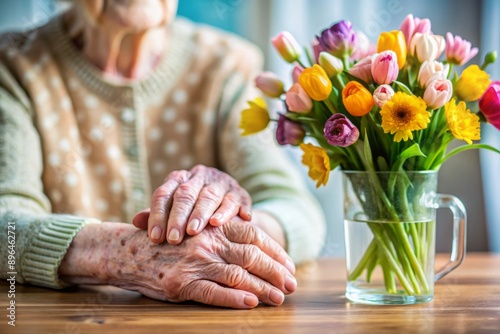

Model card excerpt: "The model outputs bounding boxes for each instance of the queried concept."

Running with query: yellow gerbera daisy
[300,143,330,188]
[380,92,430,142]
[239,97,270,136]
[445,99,480,145]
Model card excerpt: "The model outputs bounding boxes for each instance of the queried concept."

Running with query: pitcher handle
[432,194,467,281]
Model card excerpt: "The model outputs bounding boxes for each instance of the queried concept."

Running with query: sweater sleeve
[216,44,326,264]
[0,63,97,289]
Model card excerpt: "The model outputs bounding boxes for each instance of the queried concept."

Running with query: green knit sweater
[0,15,326,289]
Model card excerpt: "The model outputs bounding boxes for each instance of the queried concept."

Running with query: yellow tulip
[239,97,270,136]
[342,81,374,116]
[300,143,330,187]
[377,30,407,69]
[298,64,333,101]
[454,65,491,102]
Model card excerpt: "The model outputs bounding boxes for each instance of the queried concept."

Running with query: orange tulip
[377,30,407,69]
[342,81,374,116]
[298,64,333,101]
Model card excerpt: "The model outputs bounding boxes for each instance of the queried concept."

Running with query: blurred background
[1,0,499,255]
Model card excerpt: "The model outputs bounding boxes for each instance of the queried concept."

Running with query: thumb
[132,209,151,230]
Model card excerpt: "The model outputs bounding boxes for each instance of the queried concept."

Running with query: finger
[132,209,150,230]
[208,193,239,227]
[148,170,190,244]
[220,243,297,295]
[166,174,205,244]
[186,185,225,235]
[223,222,296,275]
[205,263,286,306]
[184,280,259,309]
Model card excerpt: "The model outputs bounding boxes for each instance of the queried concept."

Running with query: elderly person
[0,0,325,308]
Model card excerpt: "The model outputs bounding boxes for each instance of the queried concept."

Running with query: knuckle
[242,244,261,270]
[199,187,221,206]
[174,184,199,203]
[152,185,172,200]
[225,265,247,287]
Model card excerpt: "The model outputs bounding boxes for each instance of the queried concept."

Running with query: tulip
[434,34,446,59]
[271,31,302,63]
[479,81,500,131]
[351,31,376,61]
[417,60,450,88]
[239,98,270,136]
[377,30,407,69]
[399,14,432,50]
[298,64,333,101]
[371,51,399,85]
[348,56,373,83]
[342,81,374,116]
[373,84,395,108]
[482,51,497,70]
[300,143,330,188]
[455,64,491,102]
[445,32,479,66]
[323,114,360,147]
[312,38,322,64]
[255,72,285,98]
[292,65,304,84]
[286,83,313,113]
[423,79,453,109]
[317,20,356,58]
[410,33,443,63]
[319,52,344,77]
[276,114,306,146]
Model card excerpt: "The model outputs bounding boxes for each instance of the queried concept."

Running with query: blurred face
[78,0,178,31]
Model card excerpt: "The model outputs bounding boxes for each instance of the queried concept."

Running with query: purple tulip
[324,114,359,147]
[276,114,306,146]
[317,20,357,58]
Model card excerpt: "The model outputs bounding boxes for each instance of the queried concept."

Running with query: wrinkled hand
[133,165,252,245]
[84,221,297,308]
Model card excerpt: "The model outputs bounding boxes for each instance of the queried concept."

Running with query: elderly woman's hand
[59,221,297,308]
[133,165,252,245]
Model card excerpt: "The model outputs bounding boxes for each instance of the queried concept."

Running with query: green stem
[380,257,396,294]
[347,239,377,281]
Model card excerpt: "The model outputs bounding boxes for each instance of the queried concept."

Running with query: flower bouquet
[240,14,500,304]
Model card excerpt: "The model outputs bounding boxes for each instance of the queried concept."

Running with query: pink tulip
[351,31,376,61]
[312,38,322,64]
[372,84,395,108]
[445,32,479,66]
[479,81,500,131]
[423,79,453,109]
[292,65,304,84]
[400,14,432,50]
[418,60,450,88]
[409,33,443,62]
[272,31,302,63]
[276,114,306,146]
[285,82,313,113]
[255,72,285,98]
[348,56,373,83]
[371,51,399,85]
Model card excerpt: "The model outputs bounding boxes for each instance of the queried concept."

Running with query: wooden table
[1,253,499,334]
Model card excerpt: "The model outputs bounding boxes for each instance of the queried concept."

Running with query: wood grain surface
[1,253,499,334]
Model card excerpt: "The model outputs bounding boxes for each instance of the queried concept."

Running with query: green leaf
[433,143,500,169]
[363,129,375,171]
[393,80,413,95]
[304,46,314,67]
[391,143,426,172]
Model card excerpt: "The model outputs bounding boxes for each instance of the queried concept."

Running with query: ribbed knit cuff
[22,216,99,289]
[253,197,326,264]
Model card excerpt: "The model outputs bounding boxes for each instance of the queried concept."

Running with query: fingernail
[285,274,297,293]
[168,229,180,242]
[243,294,258,307]
[285,259,296,274]
[212,213,223,221]
[151,226,162,240]
[269,289,284,305]
[188,219,200,232]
